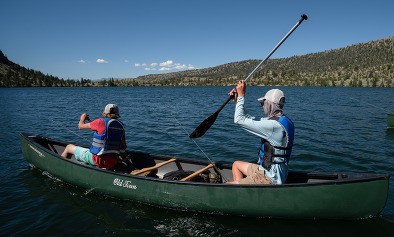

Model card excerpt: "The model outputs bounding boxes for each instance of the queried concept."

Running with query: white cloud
[174,64,187,70]
[97,58,108,63]
[159,67,171,71]
[135,59,196,72]
[160,60,173,67]
[124,60,129,63]
[78,60,86,63]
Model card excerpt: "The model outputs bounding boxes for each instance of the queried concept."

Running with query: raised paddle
[189,14,308,138]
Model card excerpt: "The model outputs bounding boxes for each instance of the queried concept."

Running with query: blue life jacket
[258,116,294,170]
[90,118,125,156]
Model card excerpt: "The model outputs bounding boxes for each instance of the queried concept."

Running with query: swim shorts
[74,147,96,166]
[237,164,273,185]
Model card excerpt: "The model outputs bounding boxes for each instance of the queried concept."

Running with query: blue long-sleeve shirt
[234,96,288,184]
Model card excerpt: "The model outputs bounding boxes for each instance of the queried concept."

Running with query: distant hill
[0,50,90,87]
[0,50,16,67]
[121,36,394,87]
[1,36,393,87]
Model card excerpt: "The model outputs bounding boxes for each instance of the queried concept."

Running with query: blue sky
[1,0,393,80]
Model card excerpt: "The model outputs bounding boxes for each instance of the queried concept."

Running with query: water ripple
[1,86,393,235]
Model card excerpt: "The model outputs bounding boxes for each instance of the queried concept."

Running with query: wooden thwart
[131,158,176,175]
[180,164,214,181]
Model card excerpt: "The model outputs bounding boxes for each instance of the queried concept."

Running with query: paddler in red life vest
[226,80,295,185]
[61,104,127,169]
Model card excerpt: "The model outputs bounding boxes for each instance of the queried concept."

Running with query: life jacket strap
[92,138,105,148]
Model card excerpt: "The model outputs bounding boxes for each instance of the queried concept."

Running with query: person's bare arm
[78,113,91,130]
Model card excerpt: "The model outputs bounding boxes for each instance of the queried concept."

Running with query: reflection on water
[386,128,394,137]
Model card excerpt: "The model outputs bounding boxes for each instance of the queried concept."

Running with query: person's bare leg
[61,144,77,159]
[226,161,250,184]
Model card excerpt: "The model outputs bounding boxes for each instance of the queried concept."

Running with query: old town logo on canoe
[113,178,137,189]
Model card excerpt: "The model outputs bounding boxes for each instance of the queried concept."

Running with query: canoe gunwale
[20,133,390,189]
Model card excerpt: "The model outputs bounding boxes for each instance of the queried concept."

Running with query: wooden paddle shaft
[180,164,214,181]
[131,158,176,175]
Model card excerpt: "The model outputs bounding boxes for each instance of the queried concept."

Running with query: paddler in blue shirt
[226,80,295,185]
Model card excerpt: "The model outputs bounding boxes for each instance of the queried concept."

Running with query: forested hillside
[1,36,393,87]
[0,50,92,87]
[122,36,394,87]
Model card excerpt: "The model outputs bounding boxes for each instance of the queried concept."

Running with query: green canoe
[387,114,394,128]
[20,133,389,219]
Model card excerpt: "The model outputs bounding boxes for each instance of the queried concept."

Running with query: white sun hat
[104,104,120,115]
[257,89,285,105]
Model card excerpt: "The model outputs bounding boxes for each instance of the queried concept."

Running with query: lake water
[1,86,393,236]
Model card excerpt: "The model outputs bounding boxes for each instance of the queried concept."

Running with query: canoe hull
[387,114,394,127]
[20,133,389,219]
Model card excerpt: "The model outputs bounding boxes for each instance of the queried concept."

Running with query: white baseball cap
[257,89,285,105]
[104,104,119,115]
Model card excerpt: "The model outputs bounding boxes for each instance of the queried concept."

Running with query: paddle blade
[189,112,219,138]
